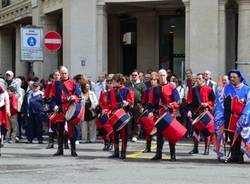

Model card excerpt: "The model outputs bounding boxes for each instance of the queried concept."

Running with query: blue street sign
[27,36,37,47]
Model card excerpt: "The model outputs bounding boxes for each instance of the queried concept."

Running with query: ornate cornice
[0,0,32,27]
[42,0,63,14]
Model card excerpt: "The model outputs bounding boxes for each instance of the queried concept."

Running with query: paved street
[0,139,250,184]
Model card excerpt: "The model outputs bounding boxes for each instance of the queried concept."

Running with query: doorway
[159,16,185,79]
[120,18,137,75]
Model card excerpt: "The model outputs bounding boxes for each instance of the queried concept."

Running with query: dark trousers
[56,122,65,150]
[114,125,128,151]
[228,132,243,160]
[156,132,175,155]
[17,112,25,138]
[26,113,43,142]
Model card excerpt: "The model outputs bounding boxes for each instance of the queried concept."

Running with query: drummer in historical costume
[109,74,134,159]
[151,69,181,161]
[44,71,61,149]
[139,72,160,153]
[50,66,84,157]
[187,73,216,155]
[97,76,113,151]
[214,69,250,163]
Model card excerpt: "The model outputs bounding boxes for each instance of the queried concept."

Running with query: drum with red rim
[96,113,113,136]
[192,111,214,137]
[151,112,187,144]
[138,111,157,136]
[65,103,85,125]
[108,108,131,131]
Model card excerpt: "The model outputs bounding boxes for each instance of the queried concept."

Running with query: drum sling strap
[61,82,71,98]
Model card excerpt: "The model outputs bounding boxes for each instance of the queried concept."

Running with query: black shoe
[109,150,119,158]
[170,154,176,161]
[53,149,63,156]
[203,147,209,155]
[226,155,244,164]
[107,142,113,151]
[71,150,78,157]
[120,151,126,159]
[102,142,109,151]
[151,153,162,160]
[143,141,151,153]
[26,140,32,144]
[143,147,151,153]
[189,149,198,154]
[46,143,54,149]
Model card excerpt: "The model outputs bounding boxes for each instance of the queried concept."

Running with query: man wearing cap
[4,71,21,98]
[214,69,250,163]
[21,81,44,144]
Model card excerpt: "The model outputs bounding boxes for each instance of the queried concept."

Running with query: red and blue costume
[50,79,82,156]
[139,85,161,152]
[108,85,134,159]
[187,84,215,155]
[152,83,180,160]
[96,90,113,150]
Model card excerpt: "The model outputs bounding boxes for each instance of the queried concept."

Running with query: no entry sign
[44,31,62,51]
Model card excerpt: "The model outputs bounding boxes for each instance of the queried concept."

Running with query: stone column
[0,30,13,75]
[218,0,227,75]
[136,12,158,72]
[108,15,121,73]
[63,0,97,81]
[188,0,222,79]
[237,0,250,79]
[96,3,108,75]
[182,0,190,70]
[15,27,28,77]
[32,0,44,79]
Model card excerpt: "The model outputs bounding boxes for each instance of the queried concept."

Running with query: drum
[96,113,113,136]
[108,108,131,131]
[65,103,85,126]
[139,115,157,136]
[192,111,214,136]
[49,113,64,124]
[150,112,187,144]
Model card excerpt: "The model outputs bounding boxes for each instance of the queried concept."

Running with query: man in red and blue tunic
[215,69,250,163]
[109,73,134,159]
[187,73,215,155]
[151,69,180,161]
[50,66,83,157]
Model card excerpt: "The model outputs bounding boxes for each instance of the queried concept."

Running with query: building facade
[0,0,249,81]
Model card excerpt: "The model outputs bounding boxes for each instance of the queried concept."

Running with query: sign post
[20,27,43,61]
[20,26,43,78]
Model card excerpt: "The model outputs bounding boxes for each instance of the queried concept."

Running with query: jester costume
[214,69,250,163]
